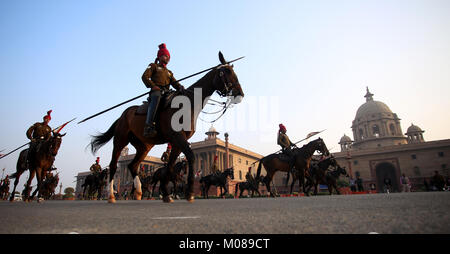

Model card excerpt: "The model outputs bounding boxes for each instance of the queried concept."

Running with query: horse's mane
[186,69,217,94]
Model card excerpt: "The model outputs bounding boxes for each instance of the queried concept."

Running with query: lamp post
[346,150,353,178]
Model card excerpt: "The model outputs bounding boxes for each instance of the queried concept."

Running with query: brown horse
[256,138,330,197]
[81,168,109,200]
[90,52,244,203]
[9,132,65,202]
[199,167,234,198]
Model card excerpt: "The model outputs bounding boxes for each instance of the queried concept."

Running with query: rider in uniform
[26,110,53,164]
[90,157,102,176]
[277,123,295,170]
[211,155,220,176]
[160,143,172,165]
[245,167,257,189]
[141,43,185,137]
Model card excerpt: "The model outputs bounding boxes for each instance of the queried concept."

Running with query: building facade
[333,88,450,192]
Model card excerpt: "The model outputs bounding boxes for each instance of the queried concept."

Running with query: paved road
[1,192,449,234]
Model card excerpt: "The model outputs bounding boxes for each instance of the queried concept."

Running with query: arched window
[389,124,396,135]
[359,129,364,140]
[372,125,380,137]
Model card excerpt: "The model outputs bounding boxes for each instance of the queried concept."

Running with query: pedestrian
[432,171,445,191]
[356,175,364,192]
[383,177,392,193]
[369,183,376,193]
[349,177,356,192]
[400,173,411,192]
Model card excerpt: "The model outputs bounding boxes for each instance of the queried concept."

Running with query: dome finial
[364,86,374,102]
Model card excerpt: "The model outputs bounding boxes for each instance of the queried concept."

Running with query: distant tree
[63,187,75,198]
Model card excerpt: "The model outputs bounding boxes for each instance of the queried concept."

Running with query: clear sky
[1,0,449,193]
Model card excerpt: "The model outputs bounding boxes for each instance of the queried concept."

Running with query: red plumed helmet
[167,143,172,149]
[157,43,170,59]
[279,123,286,132]
[44,110,52,121]
[96,157,100,163]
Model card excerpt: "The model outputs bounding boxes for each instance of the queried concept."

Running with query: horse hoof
[135,192,142,201]
[108,197,116,203]
[162,196,173,203]
[186,195,195,203]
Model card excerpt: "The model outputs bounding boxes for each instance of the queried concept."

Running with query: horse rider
[277,124,296,170]
[246,167,257,188]
[141,43,185,137]
[90,157,102,176]
[26,110,53,164]
[160,143,172,165]
[211,155,220,176]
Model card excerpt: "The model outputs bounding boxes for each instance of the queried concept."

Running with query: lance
[77,55,245,124]
[0,118,76,160]
[250,129,326,166]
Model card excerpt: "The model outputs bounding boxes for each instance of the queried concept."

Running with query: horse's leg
[169,133,196,202]
[290,173,296,194]
[265,170,276,197]
[9,170,24,202]
[25,169,36,202]
[159,147,181,203]
[128,135,152,201]
[32,168,43,203]
[106,133,129,203]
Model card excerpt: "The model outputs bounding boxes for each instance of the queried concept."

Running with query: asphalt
[0,191,449,234]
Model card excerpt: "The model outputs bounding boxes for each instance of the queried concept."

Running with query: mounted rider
[245,167,257,189]
[26,110,53,164]
[211,155,220,176]
[277,124,296,170]
[141,43,185,137]
[90,157,102,176]
[160,143,172,165]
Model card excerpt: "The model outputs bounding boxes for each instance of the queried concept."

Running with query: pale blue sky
[1,0,449,192]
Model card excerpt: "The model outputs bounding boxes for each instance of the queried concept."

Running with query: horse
[9,132,65,202]
[148,160,188,198]
[199,167,234,199]
[81,168,109,200]
[90,52,244,203]
[139,174,153,199]
[235,175,264,198]
[40,173,59,200]
[288,155,339,195]
[256,138,330,197]
[319,165,349,195]
[0,178,10,200]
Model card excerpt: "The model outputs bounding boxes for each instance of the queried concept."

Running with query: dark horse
[287,155,339,195]
[256,138,330,197]
[199,167,234,198]
[313,165,349,195]
[90,52,244,203]
[235,175,264,198]
[0,178,10,200]
[81,168,109,200]
[40,173,59,200]
[9,132,65,202]
[148,160,188,198]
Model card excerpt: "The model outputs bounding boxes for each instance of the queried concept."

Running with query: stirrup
[143,124,157,137]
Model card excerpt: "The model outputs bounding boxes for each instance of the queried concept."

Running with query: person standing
[400,173,411,192]
[349,177,356,192]
[356,175,364,192]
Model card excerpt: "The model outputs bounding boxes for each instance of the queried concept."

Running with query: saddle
[135,90,178,116]
[276,152,292,163]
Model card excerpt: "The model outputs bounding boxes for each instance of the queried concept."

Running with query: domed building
[333,88,450,193]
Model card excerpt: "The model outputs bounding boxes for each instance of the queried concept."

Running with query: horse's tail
[90,119,118,154]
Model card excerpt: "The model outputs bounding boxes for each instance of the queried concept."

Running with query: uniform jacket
[142,63,181,91]
[26,122,52,141]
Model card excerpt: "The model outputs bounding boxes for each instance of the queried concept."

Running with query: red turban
[43,110,52,121]
[279,124,286,132]
[214,155,218,161]
[167,143,172,149]
[157,43,170,59]
[96,157,100,163]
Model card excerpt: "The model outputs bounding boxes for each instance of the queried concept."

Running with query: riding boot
[144,90,162,137]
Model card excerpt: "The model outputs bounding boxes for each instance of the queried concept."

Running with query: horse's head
[225,167,235,180]
[337,165,349,177]
[49,132,66,156]
[214,52,244,104]
[315,138,330,156]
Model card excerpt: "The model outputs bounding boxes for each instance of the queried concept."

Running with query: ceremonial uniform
[26,110,53,162]
[141,43,183,137]
[160,143,172,165]
[211,155,220,175]
[90,157,102,174]
[277,123,295,169]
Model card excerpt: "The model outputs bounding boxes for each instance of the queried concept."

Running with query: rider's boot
[144,91,161,138]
